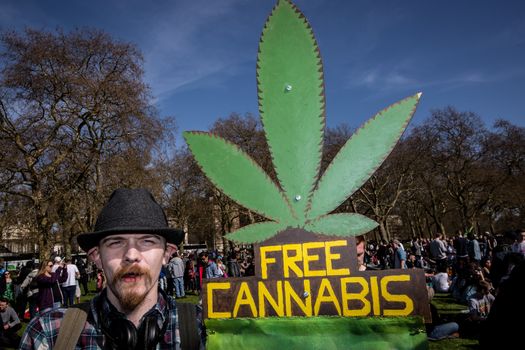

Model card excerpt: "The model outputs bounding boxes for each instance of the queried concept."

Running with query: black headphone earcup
[111,318,138,349]
[139,315,161,350]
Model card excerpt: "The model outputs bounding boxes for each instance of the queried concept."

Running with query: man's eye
[141,239,158,246]
[106,241,124,248]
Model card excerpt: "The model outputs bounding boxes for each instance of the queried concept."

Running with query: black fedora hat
[76,188,184,252]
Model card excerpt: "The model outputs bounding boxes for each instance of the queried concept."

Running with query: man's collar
[96,288,171,328]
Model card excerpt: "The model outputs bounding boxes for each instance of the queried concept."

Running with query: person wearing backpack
[19,188,188,350]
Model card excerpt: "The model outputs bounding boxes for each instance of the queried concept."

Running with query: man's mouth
[121,271,142,283]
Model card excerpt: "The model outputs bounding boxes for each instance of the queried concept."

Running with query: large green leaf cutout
[257,0,325,221]
[305,213,379,237]
[225,221,288,243]
[307,93,421,220]
[183,0,422,244]
[184,132,294,223]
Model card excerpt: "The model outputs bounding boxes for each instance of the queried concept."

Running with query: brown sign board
[202,229,431,322]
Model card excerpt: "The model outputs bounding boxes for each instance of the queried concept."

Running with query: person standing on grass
[393,239,407,269]
[467,233,482,265]
[76,258,89,296]
[35,260,68,313]
[200,252,221,279]
[15,261,34,318]
[169,250,185,298]
[216,256,228,277]
[20,264,39,320]
[430,233,448,271]
[184,258,197,294]
[0,270,15,304]
[61,257,80,307]
[51,257,62,273]
[511,228,525,257]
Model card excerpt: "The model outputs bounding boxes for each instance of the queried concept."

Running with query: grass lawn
[13,284,480,349]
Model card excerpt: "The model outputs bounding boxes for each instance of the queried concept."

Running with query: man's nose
[123,242,142,263]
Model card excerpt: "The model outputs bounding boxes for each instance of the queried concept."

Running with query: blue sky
[2,0,524,144]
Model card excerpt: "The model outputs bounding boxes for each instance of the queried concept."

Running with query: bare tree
[481,120,525,231]
[0,28,168,259]
[402,127,451,236]
[171,113,273,250]
[160,147,213,244]
[402,107,516,236]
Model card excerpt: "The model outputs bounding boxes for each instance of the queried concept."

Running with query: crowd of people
[160,246,255,299]
[0,255,98,347]
[353,228,525,343]
[160,227,525,345]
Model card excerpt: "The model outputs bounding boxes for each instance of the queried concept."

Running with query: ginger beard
[108,264,154,312]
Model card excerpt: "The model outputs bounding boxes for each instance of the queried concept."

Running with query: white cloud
[433,69,525,93]
[347,66,418,91]
[385,72,415,85]
[362,71,378,85]
[345,62,525,95]
[459,73,486,83]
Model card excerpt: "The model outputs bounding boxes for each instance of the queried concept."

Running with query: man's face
[356,239,365,265]
[91,233,172,312]
[0,301,7,312]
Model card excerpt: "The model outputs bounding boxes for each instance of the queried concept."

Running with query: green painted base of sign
[206,316,428,349]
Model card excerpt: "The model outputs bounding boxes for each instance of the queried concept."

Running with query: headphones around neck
[97,292,169,350]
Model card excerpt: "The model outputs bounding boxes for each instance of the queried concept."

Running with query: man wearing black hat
[19,188,185,350]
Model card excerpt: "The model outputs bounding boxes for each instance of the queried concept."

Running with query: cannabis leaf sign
[184,0,421,243]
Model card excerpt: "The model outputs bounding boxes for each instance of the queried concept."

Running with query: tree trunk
[379,222,389,242]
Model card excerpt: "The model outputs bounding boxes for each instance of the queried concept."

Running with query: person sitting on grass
[432,265,451,293]
[425,286,460,341]
[0,297,22,348]
[462,280,495,338]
